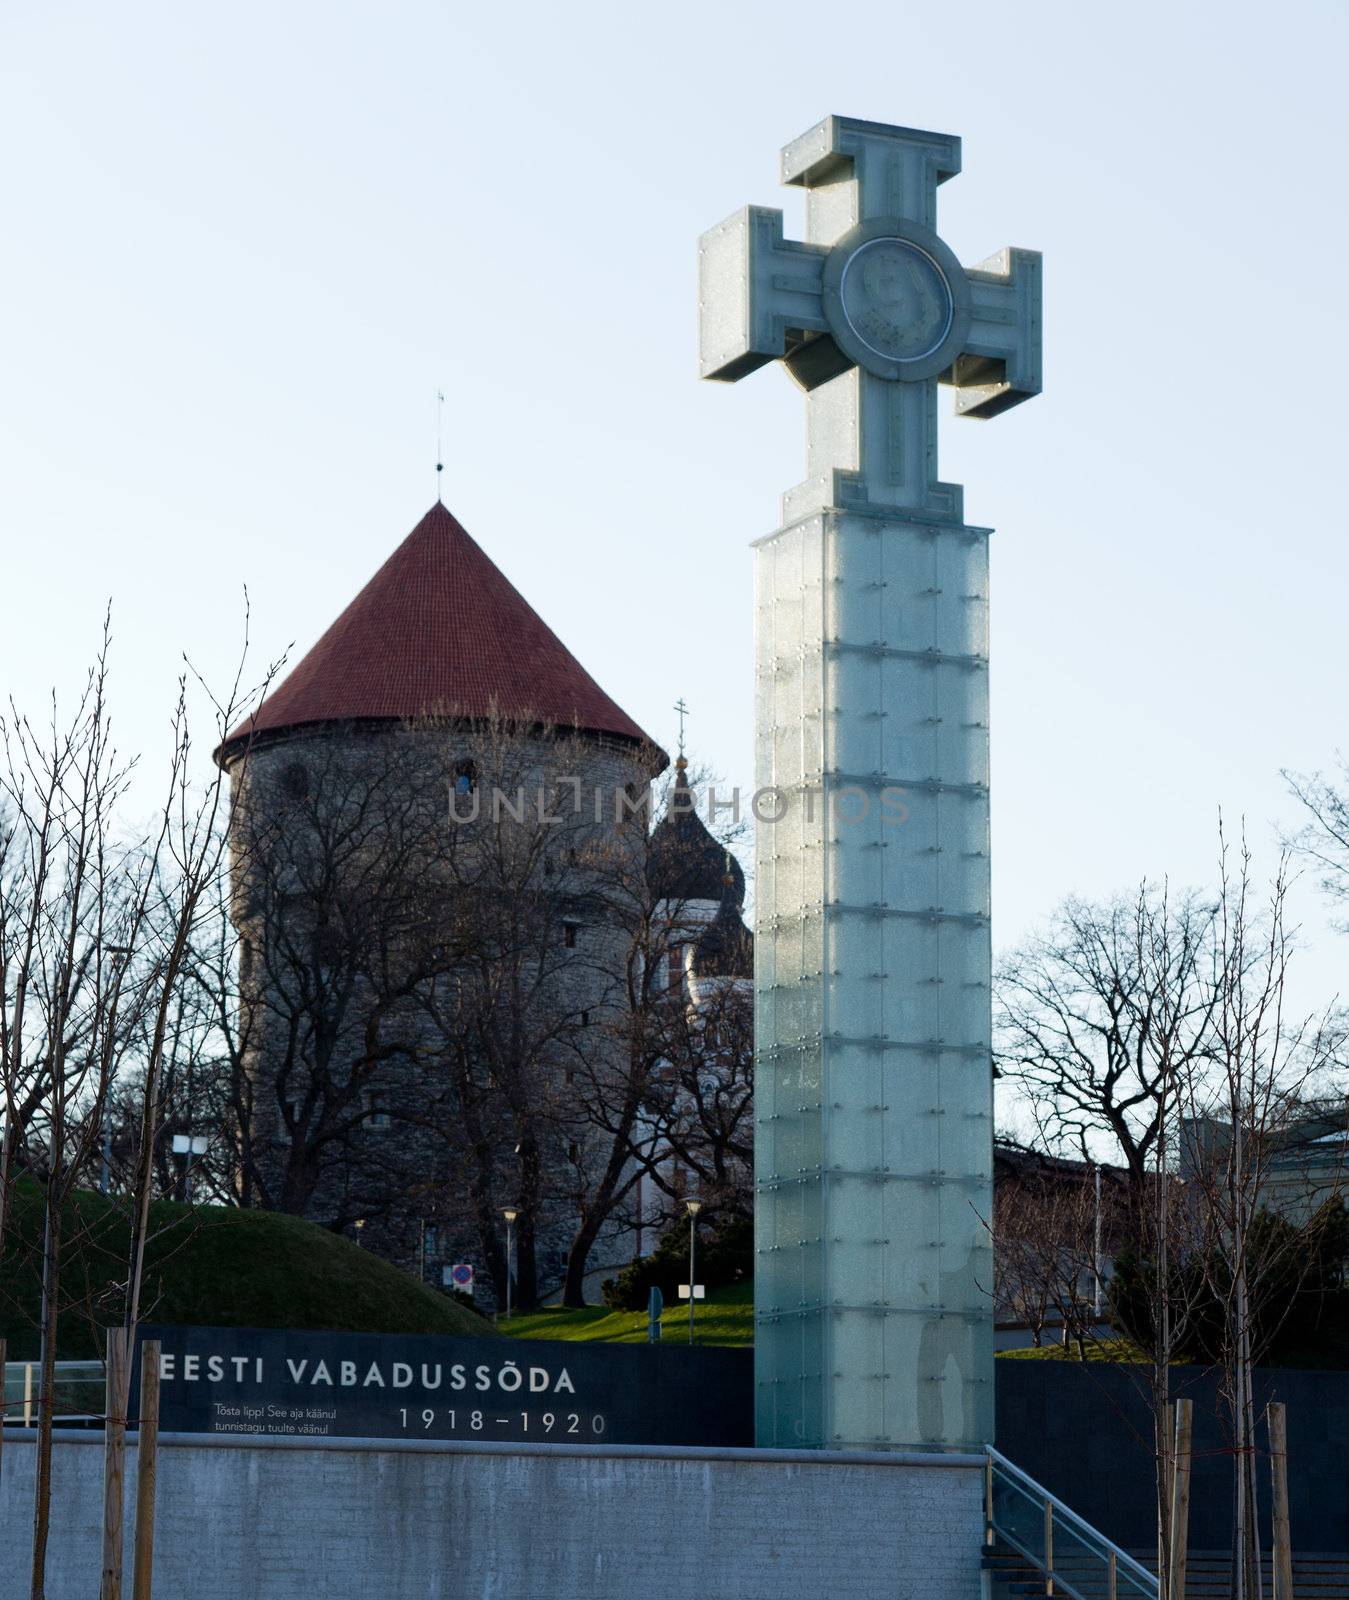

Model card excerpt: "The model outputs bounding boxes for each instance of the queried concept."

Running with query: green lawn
[997,1337,1148,1362]
[504,1290,1153,1361]
[1,1178,494,1359]
[502,1280,754,1346]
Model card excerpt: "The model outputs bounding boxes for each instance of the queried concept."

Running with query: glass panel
[989,1460,1157,1600]
[990,1468,1047,1567]
[1052,1511,1115,1600]
[3,1360,104,1424]
[1116,1565,1156,1600]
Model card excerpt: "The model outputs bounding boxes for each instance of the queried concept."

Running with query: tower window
[563,922,579,949]
[365,1093,390,1131]
[453,759,477,796]
[280,761,310,800]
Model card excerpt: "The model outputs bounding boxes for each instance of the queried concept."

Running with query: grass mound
[996,1338,1149,1362]
[502,1280,753,1346]
[0,1179,493,1360]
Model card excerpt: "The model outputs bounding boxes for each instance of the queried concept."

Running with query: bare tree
[416,719,671,1311]
[999,838,1347,1600]
[1179,829,1344,1600]
[0,625,148,1595]
[996,885,1220,1197]
[642,967,753,1223]
[992,1144,1126,1355]
[549,763,728,1307]
[220,731,475,1232]
[1283,756,1349,923]
[996,883,1225,1598]
[182,718,746,1316]
[0,611,273,1597]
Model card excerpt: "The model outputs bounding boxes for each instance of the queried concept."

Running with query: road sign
[677,1285,705,1300]
[444,1263,474,1290]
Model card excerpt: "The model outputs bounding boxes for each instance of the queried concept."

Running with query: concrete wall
[0,1432,983,1600]
[997,1360,1349,1551]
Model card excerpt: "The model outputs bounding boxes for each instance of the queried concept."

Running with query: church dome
[219,502,657,760]
[648,760,745,909]
[689,897,754,980]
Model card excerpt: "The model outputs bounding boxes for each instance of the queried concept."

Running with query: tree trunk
[562,1211,608,1308]
[512,1133,541,1312]
[472,1194,508,1308]
[100,1328,128,1600]
[1156,1397,1174,1600]
[29,1191,61,1600]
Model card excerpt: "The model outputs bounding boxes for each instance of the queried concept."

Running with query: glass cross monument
[699,114,1042,1452]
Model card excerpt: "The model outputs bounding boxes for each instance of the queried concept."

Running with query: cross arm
[780,115,961,236]
[698,206,830,383]
[946,247,1042,419]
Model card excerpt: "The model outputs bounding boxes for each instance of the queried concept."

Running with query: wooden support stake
[100,1327,128,1600]
[1268,1402,1294,1600]
[1170,1398,1194,1600]
[1044,1498,1054,1596]
[1108,1548,1117,1600]
[1159,1400,1175,1598]
[132,1339,160,1600]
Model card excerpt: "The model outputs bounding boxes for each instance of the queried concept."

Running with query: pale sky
[3,1,1347,1019]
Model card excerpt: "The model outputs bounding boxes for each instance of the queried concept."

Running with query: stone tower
[216,501,661,1298]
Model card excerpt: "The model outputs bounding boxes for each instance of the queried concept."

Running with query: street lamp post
[171,1133,209,1204]
[685,1198,702,1345]
[502,1207,518,1323]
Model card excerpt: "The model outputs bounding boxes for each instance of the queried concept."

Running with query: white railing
[986,1446,1158,1600]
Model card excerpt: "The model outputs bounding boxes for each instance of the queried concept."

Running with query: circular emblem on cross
[822,217,972,384]
[841,240,952,363]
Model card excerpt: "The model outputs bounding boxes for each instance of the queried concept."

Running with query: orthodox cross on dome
[672,696,690,762]
[698,114,1041,522]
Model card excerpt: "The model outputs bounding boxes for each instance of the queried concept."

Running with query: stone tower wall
[225,717,654,1304]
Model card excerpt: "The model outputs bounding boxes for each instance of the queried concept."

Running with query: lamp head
[685,1198,702,1217]
[502,1207,519,1225]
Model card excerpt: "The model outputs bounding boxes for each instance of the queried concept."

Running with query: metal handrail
[986,1446,1158,1600]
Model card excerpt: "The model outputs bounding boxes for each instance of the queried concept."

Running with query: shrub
[602,1213,752,1310]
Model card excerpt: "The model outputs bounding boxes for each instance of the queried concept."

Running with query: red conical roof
[222,502,653,755]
